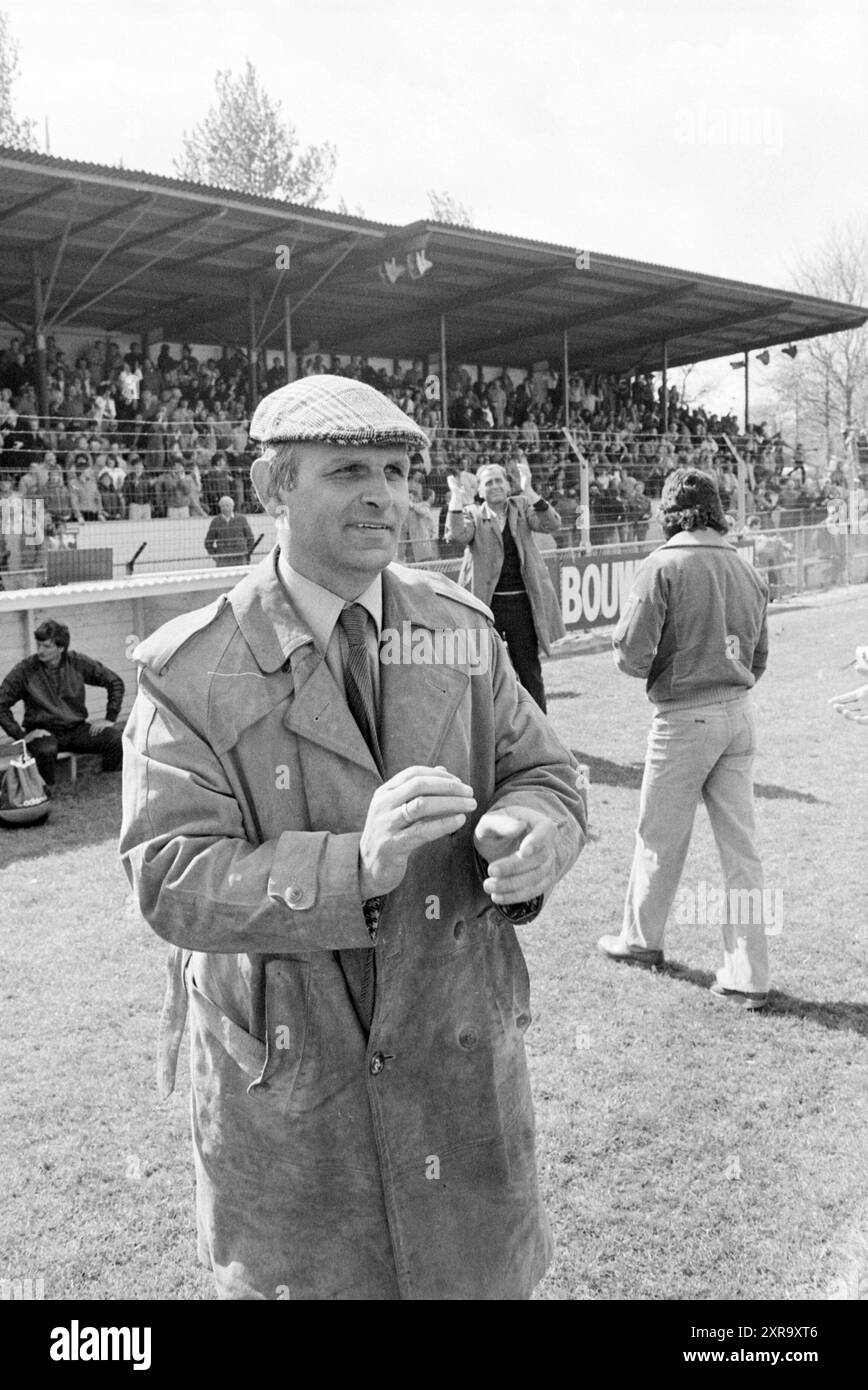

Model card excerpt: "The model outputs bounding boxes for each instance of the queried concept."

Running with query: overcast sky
[5,0,867,418]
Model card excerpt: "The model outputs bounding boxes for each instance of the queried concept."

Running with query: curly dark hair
[659,468,728,537]
[34,619,70,651]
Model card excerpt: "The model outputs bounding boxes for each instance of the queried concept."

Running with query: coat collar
[661,529,737,551]
[228,547,468,670]
[224,549,470,776]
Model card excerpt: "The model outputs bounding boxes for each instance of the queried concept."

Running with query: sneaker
[597,934,664,967]
[709,982,769,1011]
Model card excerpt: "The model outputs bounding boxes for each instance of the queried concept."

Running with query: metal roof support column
[661,340,668,434]
[248,282,259,414]
[31,250,48,422]
[743,350,750,431]
[284,294,295,382]
[563,327,570,431]
[439,313,448,430]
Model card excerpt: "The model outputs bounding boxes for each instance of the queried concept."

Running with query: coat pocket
[247,957,311,1106]
[188,975,267,1079]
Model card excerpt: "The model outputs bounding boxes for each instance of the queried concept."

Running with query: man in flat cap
[120,375,585,1301]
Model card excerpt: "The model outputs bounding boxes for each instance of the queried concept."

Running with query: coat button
[285,884,303,906]
[453,919,465,940]
[458,1027,478,1050]
[516,1012,530,1029]
[369,1051,385,1075]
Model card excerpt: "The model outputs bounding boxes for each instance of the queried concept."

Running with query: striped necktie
[338,603,384,775]
[336,603,381,1033]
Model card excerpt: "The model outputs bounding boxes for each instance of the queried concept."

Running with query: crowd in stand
[0,335,262,524]
[1,334,865,565]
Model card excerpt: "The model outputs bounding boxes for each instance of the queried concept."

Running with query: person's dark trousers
[490,591,546,712]
[26,723,123,787]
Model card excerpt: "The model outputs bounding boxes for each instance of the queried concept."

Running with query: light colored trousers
[621,693,769,993]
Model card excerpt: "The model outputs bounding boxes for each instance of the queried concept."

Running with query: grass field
[2,587,867,1302]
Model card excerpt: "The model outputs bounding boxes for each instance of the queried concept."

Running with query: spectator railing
[3,521,867,604]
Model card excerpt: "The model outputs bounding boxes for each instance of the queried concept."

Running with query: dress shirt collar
[276,549,383,656]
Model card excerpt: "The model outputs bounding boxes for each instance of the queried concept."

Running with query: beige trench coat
[120,550,584,1300]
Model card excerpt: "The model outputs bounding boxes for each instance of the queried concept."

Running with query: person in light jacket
[120,375,586,1301]
[444,462,564,710]
[599,469,771,1010]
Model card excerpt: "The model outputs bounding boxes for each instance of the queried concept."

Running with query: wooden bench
[0,740,78,788]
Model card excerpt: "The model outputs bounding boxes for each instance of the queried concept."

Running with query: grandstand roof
[1,146,865,375]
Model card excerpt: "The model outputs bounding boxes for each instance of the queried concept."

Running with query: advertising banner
[548,540,756,632]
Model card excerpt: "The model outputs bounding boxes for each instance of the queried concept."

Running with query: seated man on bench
[0,619,124,793]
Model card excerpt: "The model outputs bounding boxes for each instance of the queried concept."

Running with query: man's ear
[251,457,287,516]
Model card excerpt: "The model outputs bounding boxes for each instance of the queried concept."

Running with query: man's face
[480,470,508,506]
[219,499,234,518]
[35,636,63,666]
[279,443,410,597]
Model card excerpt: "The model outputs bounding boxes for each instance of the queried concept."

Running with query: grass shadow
[753,782,827,805]
[661,959,868,1036]
[572,750,829,804]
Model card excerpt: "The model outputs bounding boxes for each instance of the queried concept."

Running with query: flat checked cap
[249,374,430,449]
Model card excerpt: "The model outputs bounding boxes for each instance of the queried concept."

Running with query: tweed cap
[249,374,430,449]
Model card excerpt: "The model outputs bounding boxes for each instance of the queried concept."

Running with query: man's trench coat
[120,549,585,1300]
[445,495,567,655]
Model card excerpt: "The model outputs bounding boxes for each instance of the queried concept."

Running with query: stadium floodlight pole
[248,282,259,412]
[284,294,295,382]
[440,314,448,429]
[31,250,49,421]
[661,340,668,433]
[744,349,750,431]
[563,427,591,551]
[722,432,748,531]
[563,328,570,431]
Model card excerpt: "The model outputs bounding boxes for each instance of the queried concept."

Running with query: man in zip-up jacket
[0,619,124,788]
[599,469,772,1009]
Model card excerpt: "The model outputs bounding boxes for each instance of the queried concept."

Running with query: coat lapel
[231,549,383,776]
[284,646,382,777]
[229,550,471,776]
[379,569,471,773]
